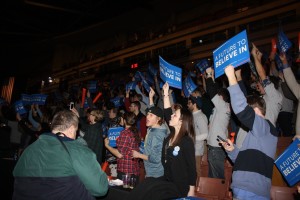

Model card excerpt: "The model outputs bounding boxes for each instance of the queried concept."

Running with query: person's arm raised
[162,82,171,109]
[224,65,237,86]
[149,87,155,107]
[251,43,266,80]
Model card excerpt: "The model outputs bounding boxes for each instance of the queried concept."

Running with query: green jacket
[13,133,108,200]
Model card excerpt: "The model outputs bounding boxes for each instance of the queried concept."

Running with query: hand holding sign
[162,82,169,96]
[278,30,292,53]
[108,127,124,147]
[183,74,197,97]
[224,65,235,78]
[213,30,250,78]
[149,87,155,99]
[251,43,262,62]
[279,52,288,65]
[275,138,300,186]
[159,56,182,89]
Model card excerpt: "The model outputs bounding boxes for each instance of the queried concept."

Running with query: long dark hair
[123,112,141,144]
[170,104,195,146]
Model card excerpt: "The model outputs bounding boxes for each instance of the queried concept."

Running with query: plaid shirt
[116,128,140,175]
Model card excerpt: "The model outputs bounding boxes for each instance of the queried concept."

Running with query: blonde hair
[90,109,104,122]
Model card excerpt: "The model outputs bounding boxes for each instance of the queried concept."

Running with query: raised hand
[162,82,169,96]
[251,43,262,62]
[126,89,130,98]
[279,52,288,65]
[149,87,155,98]
[225,65,237,86]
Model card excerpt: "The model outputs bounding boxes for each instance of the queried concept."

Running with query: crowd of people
[1,38,300,199]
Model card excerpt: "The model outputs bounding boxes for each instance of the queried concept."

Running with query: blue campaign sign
[108,127,124,147]
[278,30,292,53]
[15,100,27,115]
[145,72,154,85]
[39,94,48,105]
[21,94,31,105]
[213,30,250,78]
[275,138,300,186]
[189,71,196,78]
[110,97,122,108]
[30,94,41,105]
[148,63,158,76]
[126,81,137,91]
[159,81,164,89]
[83,99,89,108]
[87,81,97,93]
[138,71,151,93]
[183,74,197,97]
[159,56,182,89]
[139,140,145,154]
[134,71,142,82]
[142,79,151,93]
[30,94,48,105]
[195,59,210,73]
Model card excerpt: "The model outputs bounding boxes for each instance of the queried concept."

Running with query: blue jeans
[207,145,226,179]
[233,188,269,200]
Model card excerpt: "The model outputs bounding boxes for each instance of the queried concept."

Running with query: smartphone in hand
[217,135,230,146]
[69,102,74,110]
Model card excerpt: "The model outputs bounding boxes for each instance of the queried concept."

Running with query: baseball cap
[146,107,163,118]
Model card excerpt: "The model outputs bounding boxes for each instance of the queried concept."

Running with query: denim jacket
[144,126,167,177]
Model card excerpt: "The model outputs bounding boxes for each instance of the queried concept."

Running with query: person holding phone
[220,65,278,200]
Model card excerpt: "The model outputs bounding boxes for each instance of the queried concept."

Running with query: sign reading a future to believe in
[108,127,124,147]
[159,56,182,89]
[213,30,250,78]
[275,138,300,186]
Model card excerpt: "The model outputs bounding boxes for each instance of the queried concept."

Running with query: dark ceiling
[2,0,213,78]
[4,0,263,81]
[1,0,162,77]
[1,0,157,46]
